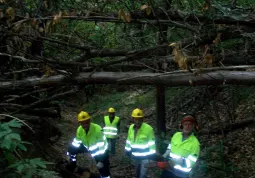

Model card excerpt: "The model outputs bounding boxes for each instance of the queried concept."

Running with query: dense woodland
[1,0,255,177]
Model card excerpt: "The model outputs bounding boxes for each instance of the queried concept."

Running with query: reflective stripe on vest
[125,123,156,158]
[169,151,198,173]
[103,116,119,138]
[74,123,108,158]
[168,132,200,173]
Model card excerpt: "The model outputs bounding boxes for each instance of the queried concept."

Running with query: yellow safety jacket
[125,123,156,159]
[103,116,120,139]
[71,123,108,159]
[167,132,200,176]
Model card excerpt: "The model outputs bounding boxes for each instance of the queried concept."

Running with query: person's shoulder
[191,134,200,145]
[174,131,182,135]
[77,125,83,131]
[129,123,134,129]
[173,132,182,137]
[77,125,84,133]
[143,123,154,130]
[91,123,102,130]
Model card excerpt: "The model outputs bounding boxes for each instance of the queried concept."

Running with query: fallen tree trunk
[1,70,255,90]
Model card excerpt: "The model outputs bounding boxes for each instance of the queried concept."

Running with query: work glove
[162,149,171,159]
[96,162,104,169]
[157,162,170,169]
[66,152,77,162]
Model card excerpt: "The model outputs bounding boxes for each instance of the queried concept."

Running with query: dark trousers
[97,155,110,177]
[161,170,187,178]
[67,144,110,177]
[107,138,116,155]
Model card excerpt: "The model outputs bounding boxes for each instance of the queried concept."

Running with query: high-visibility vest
[125,123,156,159]
[71,123,108,158]
[103,116,120,139]
[167,132,200,175]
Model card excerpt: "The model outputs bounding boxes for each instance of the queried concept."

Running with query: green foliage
[81,87,155,124]
[8,158,57,178]
[193,139,237,178]
[217,38,244,49]
[0,119,29,152]
[0,119,58,178]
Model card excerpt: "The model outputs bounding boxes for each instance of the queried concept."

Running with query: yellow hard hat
[131,108,144,118]
[108,107,115,113]
[77,111,90,121]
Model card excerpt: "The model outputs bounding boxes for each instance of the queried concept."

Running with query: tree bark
[1,71,255,90]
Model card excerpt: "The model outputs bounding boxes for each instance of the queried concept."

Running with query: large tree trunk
[1,71,255,90]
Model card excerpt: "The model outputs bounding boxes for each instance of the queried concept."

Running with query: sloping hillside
[51,85,255,178]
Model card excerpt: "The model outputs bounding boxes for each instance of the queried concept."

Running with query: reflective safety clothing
[103,116,120,139]
[125,123,156,159]
[71,123,108,159]
[166,132,200,177]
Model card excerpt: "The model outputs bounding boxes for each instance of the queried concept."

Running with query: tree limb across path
[1,70,255,90]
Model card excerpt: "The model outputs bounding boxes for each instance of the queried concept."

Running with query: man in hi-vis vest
[158,114,200,178]
[66,111,110,178]
[125,108,156,178]
[103,107,120,155]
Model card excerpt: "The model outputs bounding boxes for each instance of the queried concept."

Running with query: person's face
[109,112,115,118]
[79,119,91,131]
[182,121,194,134]
[133,117,143,128]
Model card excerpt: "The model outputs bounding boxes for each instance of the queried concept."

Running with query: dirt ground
[52,109,160,178]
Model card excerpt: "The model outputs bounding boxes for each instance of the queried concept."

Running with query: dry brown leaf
[171,43,189,70]
[145,6,152,16]
[125,13,131,22]
[140,5,152,16]
[0,9,4,19]
[39,27,44,33]
[6,7,15,21]
[140,4,149,10]
[213,33,222,45]
[118,9,131,22]
[204,55,213,65]
[118,9,125,19]
[53,11,62,25]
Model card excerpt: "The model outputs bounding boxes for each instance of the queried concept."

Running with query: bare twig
[12,89,78,114]
[0,114,35,133]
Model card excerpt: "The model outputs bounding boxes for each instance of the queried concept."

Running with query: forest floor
[50,87,255,178]
[52,106,161,178]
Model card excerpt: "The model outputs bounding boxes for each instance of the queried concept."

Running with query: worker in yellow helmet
[66,111,110,178]
[125,108,156,178]
[103,107,120,155]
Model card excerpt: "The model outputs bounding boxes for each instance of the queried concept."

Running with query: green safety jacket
[71,123,108,160]
[167,132,200,176]
[125,123,156,159]
[103,116,120,139]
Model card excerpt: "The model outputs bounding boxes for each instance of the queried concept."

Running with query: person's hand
[96,162,104,169]
[162,149,171,159]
